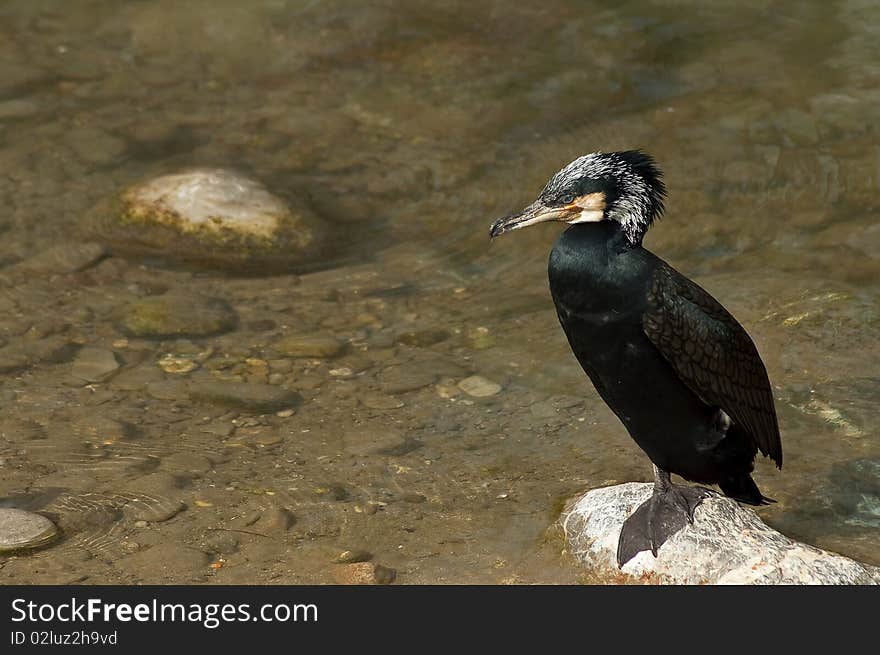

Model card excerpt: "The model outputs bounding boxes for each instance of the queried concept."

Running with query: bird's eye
[560,194,575,205]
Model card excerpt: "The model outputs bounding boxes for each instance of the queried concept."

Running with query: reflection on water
[0,0,877,582]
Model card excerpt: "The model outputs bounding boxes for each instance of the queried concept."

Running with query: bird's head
[489,150,666,246]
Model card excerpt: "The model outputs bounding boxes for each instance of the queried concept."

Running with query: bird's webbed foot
[616,468,711,567]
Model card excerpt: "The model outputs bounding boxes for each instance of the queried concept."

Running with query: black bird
[489,151,782,566]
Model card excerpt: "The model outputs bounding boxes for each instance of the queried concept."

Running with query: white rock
[124,169,286,239]
[0,508,58,553]
[90,168,324,271]
[561,482,880,585]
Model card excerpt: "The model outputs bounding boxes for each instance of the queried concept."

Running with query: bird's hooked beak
[489,192,606,239]
[489,200,567,239]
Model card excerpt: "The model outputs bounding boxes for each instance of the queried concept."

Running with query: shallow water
[0,0,877,583]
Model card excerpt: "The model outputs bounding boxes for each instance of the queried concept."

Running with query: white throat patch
[567,209,605,224]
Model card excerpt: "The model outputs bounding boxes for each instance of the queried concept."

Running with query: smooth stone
[275,335,345,358]
[377,366,437,394]
[395,328,449,347]
[188,378,301,413]
[0,508,58,553]
[359,394,405,410]
[203,531,240,555]
[156,353,201,374]
[342,429,410,456]
[334,549,373,564]
[332,562,396,585]
[562,483,880,584]
[16,242,106,274]
[121,495,185,523]
[458,375,502,397]
[467,326,496,350]
[254,507,295,533]
[88,168,325,272]
[70,346,120,383]
[116,293,238,338]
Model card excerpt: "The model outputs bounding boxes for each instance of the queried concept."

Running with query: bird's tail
[718,473,775,506]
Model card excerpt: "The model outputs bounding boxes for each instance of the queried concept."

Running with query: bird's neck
[565,220,641,254]
[549,220,647,313]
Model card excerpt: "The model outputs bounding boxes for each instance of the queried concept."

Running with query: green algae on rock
[87,168,325,272]
[115,293,238,338]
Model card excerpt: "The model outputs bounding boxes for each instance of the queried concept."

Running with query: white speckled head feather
[540,150,666,244]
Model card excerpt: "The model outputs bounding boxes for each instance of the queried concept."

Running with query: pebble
[188,378,302,413]
[116,293,238,338]
[467,326,496,350]
[0,508,58,553]
[254,507,294,533]
[203,531,240,555]
[435,379,461,399]
[334,549,373,564]
[377,366,437,394]
[275,335,345,358]
[332,562,396,585]
[70,346,119,383]
[122,495,185,523]
[458,375,502,397]
[395,329,449,347]
[342,430,413,457]
[157,353,200,374]
[359,394,405,410]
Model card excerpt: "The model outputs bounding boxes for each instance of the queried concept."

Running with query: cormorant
[489,151,782,566]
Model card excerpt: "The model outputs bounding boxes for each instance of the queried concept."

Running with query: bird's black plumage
[490,150,782,565]
[643,265,782,468]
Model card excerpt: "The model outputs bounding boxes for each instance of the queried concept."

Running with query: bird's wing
[642,264,782,467]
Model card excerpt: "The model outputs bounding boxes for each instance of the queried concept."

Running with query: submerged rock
[188,377,301,413]
[116,293,238,338]
[70,346,120,383]
[0,508,59,553]
[87,168,324,272]
[562,483,880,585]
[458,375,501,397]
[275,334,345,358]
[16,242,106,274]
